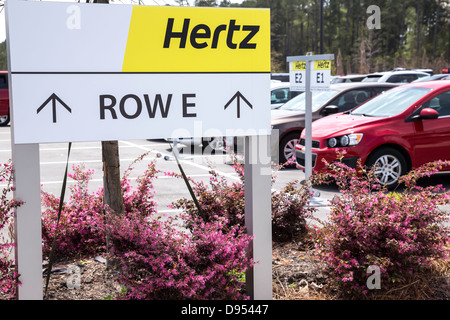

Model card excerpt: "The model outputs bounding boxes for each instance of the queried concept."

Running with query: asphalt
[0,125,448,228]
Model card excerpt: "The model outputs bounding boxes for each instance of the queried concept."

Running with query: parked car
[295,80,450,188]
[271,82,300,109]
[0,71,10,126]
[271,73,290,82]
[392,67,433,75]
[413,73,450,82]
[271,82,398,163]
[362,70,429,83]
[331,74,367,84]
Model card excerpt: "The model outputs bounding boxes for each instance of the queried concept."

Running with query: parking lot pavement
[0,126,336,218]
[1,126,447,224]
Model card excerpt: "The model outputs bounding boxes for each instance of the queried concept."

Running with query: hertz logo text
[163,18,260,49]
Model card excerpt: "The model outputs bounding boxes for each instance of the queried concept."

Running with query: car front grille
[295,148,317,168]
[299,139,320,149]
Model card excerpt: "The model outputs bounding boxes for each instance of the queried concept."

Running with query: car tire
[279,132,300,165]
[0,114,10,127]
[366,147,407,189]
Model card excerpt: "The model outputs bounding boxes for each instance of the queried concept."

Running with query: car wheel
[279,132,300,165]
[366,147,407,189]
[0,114,9,127]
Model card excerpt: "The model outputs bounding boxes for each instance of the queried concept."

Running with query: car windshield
[279,89,338,112]
[351,86,433,117]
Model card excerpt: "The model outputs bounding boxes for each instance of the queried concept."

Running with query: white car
[362,70,429,83]
[270,82,300,109]
[331,74,367,84]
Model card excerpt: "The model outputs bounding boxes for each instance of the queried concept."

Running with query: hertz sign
[7,2,271,144]
[6,1,273,301]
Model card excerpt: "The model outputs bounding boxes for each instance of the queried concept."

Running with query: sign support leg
[12,143,43,300]
[304,60,313,182]
[244,135,272,300]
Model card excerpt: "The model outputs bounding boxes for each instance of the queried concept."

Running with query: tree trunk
[102,141,124,216]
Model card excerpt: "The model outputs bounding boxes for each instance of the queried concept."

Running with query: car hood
[271,109,303,119]
[271,109,305,124]
[310,113,384,138]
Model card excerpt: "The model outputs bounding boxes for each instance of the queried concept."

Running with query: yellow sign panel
[292,61,306,71]
[314,60,331,70]
[122,6,270,73]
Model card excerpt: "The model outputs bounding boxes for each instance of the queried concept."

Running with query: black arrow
[37,93,72,123]
[224,91,253,118]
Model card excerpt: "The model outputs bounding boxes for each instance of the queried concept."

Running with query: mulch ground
[35,242,448,301]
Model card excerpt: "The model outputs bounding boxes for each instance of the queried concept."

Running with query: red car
[295,80,450,188]
[0,71,10,126]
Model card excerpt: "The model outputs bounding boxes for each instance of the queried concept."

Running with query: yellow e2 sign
[122,6,271,73]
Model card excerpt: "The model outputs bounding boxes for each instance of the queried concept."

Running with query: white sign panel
[289,60,306,92]
[11,73,269,144]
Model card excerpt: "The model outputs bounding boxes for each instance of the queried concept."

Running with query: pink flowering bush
[171,157,315,242]
[0,161,23,300]
[41,155,253,299]
[271,180,315,242]
[41,159,159,259]
[313,158,450,297]
[105,211,252,300]
[41,165,105,259]
[169,166,245,234]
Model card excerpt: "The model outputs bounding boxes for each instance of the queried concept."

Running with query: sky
[0,0,244,43]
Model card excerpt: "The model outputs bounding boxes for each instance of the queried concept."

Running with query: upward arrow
[37,93,72,123]
[224,91,253,118]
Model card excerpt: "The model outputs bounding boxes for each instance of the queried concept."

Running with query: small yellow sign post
[287,53,334,181]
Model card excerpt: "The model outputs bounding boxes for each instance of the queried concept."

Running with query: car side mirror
[321,105,339,116]
[409,107,439,121]
[419,108,439,119]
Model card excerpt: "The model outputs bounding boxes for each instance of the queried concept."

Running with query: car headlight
[327,133,363,148]
[328,137,337,148]
[340,135,350,147]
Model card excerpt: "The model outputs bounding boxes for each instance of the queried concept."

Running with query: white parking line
[40,158,150,165]
[0,173,215,188]
[0,143,164,153]
[120,140,241,182]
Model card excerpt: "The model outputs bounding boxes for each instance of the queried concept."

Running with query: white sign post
[6,1,272,300]
[287,53,334,181]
